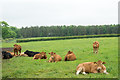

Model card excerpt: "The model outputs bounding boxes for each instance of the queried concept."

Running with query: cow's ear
[94,62,97,64]
[14,44,17,46]
[54,53,56,54]
[102,62,106,64]
[48,53,50,54]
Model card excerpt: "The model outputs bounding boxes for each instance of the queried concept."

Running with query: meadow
[2,37,118,78]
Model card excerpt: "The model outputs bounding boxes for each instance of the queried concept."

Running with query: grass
[2,37,118,78]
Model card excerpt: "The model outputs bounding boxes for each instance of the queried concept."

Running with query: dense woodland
[0,21,119,39]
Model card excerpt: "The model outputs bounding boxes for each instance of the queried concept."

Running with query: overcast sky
[0,0,119,28]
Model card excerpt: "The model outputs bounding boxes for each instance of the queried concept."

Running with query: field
[2,37,118,78]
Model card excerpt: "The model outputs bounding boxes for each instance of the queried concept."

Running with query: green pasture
[2,37,118,78]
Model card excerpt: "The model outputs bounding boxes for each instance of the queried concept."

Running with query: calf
[33,52,47,59]
[64,51,76,61]
[24,50,40,57]
[2,51,13,59]
[13,44,21,55]
[76,60,108,75]
[48,52,62,62]
[93,41,99,54]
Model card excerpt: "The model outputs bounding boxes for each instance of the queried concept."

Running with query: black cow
[24,50,40,57]
[2,51,13,59]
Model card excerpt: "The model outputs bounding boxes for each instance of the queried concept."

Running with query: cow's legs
[82,67,87,75]
[103,70,109,74]
[17,51,18,55]
[19,50,21,55]
[95,48,97,54]
[76,67,83,75]
[96,48,99,54]
[14,50,16,56]
[82,72,87,75]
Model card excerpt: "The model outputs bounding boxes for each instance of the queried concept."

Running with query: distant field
[2,37,118,78]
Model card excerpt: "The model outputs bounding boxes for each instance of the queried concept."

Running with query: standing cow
[76,60,109,75]
[64,51,76,61]
[13,44,21,56]
[93,41,99,54]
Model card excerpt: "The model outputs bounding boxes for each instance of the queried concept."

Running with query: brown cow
[48,52,62,62]
[13,44,21,56]
[64,51,76,61]
[93,41,99,54]
[76,60,109,75]
[33,52,47,59]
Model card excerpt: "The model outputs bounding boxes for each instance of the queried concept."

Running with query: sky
[0,0,119,28]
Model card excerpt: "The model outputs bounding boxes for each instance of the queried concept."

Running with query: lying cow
[13,44,21,55]
[93,41,99,54]
[19,52,28,57]
[64,51,76,61]
[76,60,108,75]
[48,52,62,62]
[33,52,47,59]
[2,51,13,59]
[24,50,40,57]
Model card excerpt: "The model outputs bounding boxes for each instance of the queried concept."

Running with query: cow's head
[94,60,106,72]
[48,52,56,59]
[13,44,18,46]
[40,52,46,57]
[93,41,99,48]
[67,50,73,54]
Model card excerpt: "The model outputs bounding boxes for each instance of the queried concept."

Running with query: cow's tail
[76,67,82,75]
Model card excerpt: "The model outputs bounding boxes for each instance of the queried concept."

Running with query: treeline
[0,21,119,39]
[0,21,22,39]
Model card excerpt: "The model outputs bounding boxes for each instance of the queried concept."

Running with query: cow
[76,60,109,75]
[33,52,47,59]
[19,52,28,57]
[93,41,99,54]
[13,44,21,55]
[24,50,40,57]
[2,51,13,59]
[64,51,76,61]
[48,52,62,62]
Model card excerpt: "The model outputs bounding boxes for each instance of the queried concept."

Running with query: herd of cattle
[2,41,109,75]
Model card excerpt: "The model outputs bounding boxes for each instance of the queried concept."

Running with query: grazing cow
[13,44,21,55]
[33,52,47,59]
[76,60,109,75]
[64,51,76,61]
[2,51,13,59]
[24,50,40,57]
[93,41,99,54]
[48,52,62,62]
